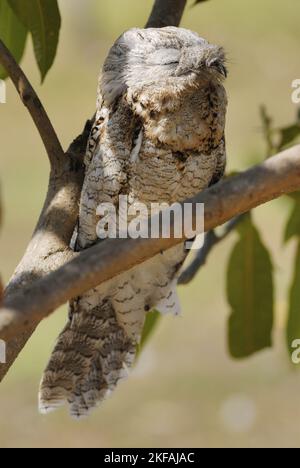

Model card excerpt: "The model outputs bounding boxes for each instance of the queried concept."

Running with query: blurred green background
[0,0,300,448]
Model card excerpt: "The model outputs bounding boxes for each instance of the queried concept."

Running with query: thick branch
[0,28,93,380]
[1,121,91,382]
[0,39,65,169]
[178,214,246,285]
[146,0,187,28]
[1,145,300,365]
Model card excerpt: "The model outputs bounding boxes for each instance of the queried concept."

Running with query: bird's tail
[39,293,138,418]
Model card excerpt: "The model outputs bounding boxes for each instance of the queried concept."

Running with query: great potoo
[39,27,228,418]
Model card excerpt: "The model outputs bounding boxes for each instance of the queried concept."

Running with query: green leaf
[227,213,274,358]
[288,192,300,203]
[284,202,300,243]
[0,0,27,79]
[137,310,161,356]
[286,241,300,360]
[194,0,210,4]
[8,0,61,81]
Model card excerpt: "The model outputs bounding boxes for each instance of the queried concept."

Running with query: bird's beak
[207,59,228,78]
[217,63,228,78]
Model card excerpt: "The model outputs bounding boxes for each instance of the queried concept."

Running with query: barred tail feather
[39,298,137,418]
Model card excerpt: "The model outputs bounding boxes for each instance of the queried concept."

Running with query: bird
[39,26,228,418]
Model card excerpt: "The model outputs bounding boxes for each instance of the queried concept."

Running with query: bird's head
[101,26,227,107]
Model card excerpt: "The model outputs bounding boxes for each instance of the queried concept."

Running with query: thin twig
[0,39,65,168]
[178,214,246,285]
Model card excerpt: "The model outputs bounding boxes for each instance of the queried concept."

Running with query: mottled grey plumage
[39,27,227,418]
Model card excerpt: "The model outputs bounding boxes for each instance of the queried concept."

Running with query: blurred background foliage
[0,0,300,448]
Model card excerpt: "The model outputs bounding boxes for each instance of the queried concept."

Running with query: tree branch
[1,144,300,381]
[0,39,65,169]
[146,0,187,28]
[1,120,91,382]
[0,38,92,379]
[178,214,246,285]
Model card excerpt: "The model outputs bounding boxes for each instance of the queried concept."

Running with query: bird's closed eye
[162,60,179,66]
[147,48,180,66]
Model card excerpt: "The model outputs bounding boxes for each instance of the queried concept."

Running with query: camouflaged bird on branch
[39,26,227,418]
